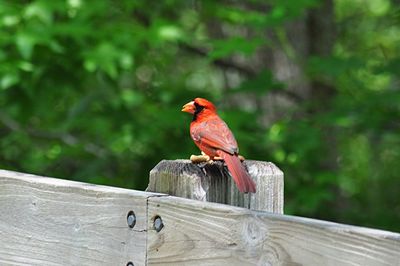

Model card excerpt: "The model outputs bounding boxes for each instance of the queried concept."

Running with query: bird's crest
[194,98,217,112]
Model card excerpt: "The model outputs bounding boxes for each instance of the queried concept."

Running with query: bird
[181,97,256,193]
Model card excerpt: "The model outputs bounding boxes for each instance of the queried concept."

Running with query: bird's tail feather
[217,151,256,193]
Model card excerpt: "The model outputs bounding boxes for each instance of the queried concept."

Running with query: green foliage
[233,70,284,94]
[208,37,265,60]
[0,0,399,232]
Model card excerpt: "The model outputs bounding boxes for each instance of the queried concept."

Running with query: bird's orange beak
[181,101,195,114]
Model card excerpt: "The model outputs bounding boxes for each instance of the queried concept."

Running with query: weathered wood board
[2,169,400,266]
[147,195,400,266]
[0,169,160,266]
[147,159,284,213]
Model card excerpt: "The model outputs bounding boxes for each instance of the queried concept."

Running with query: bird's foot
[190,153,245,164]
[206,155,245,162]
[190,154,211,164]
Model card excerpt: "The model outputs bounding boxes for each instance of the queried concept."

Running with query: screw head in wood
[127,211,136,228]
[153,215,164,232]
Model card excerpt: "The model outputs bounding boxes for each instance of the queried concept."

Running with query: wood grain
[147,195,400,266]
[0,169,160,266]
[147,159,283,213]
[2,169,399,266]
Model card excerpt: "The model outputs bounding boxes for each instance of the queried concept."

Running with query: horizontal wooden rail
[0,169,399,265]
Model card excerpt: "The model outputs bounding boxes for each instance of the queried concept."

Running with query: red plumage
[182,98,256,193]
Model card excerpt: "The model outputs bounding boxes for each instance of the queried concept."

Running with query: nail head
[127,211,136,228]
[154,215,164,232]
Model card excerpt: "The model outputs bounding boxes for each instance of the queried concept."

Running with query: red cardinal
[182,98,256,193]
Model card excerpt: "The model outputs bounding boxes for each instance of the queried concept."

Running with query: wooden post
[146,159,283,213]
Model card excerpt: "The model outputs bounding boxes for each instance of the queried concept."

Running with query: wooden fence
[0,160,399,265]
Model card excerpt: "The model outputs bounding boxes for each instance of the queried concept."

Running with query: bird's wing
[191,116,238,155]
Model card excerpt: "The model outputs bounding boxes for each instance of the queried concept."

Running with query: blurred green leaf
[1,73,19,89]
[16,31,36,59]
[374,58,400,75]
[208,37,266,60]
[24,1,53,24]
[308,56,365,77]
[232,69,284,94]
